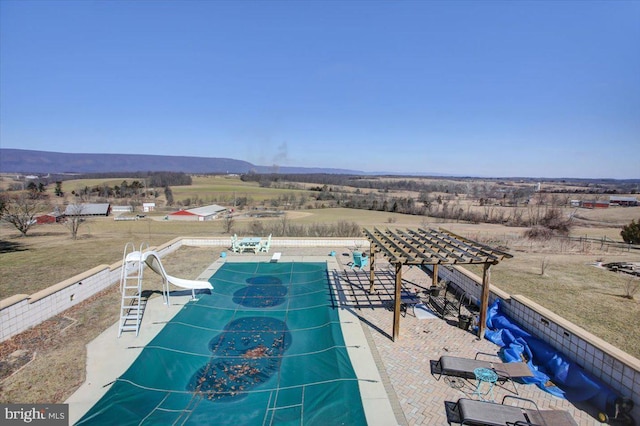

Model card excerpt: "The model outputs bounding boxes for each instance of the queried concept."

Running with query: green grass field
[167,175,313,204]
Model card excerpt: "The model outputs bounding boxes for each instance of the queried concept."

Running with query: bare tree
[279,215,289,235]
[1,193,46,236]
[62,204,86,239]
[540,257,550,276]
[223,214,235,234]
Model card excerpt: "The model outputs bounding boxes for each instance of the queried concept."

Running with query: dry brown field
[1,176,639,404]
[1,206,638,343]
[0,245,214,404]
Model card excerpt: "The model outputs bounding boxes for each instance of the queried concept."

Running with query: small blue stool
[473,367,498,401]
[220,252,227,258]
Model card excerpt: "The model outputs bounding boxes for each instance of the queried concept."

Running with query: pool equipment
[118,242,213,337]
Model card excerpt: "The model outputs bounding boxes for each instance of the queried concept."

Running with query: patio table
[238,237,262,253]
[473,367,498,401]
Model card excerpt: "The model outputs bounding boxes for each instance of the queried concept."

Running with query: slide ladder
[118,242,149,337]
[117,242,213,337]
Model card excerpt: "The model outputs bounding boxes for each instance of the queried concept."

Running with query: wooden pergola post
[392,262,402,341]
[369,250,376,294]
[478,263,492,339]
[362,227,511,343]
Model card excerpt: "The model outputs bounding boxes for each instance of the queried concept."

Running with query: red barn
[36,212,63,224]
[581,200,609,209]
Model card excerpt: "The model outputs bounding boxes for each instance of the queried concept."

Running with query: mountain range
[0,149,363,175]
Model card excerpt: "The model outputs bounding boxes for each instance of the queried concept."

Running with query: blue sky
[1,1,638,179]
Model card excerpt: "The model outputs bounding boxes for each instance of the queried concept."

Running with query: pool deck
[67,248,603,425]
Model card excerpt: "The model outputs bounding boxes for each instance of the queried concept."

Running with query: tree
[0,194,7,218]
[119,180,129,197]
[164,186,174,206]
[63,204,86,239]
[279,215,289,235]
[258,178,272,188]
[1,193,46,236]
[54,181,64,197]
[621,219,640,244]
[223,214,235,234]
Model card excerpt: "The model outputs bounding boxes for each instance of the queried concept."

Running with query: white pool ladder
[118,242,149,337]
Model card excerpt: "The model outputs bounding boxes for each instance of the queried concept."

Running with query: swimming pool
[76,262,367,425]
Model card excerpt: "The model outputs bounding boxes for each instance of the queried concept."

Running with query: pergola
[362,227,513,341]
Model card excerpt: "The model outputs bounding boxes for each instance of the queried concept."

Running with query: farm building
[36,212,63,224]
[112,206,133,214]
[580,200,609,209]
[63,203,112,217]
[143,203,156,212]
[609,196,639,207]
[168,204,227,221]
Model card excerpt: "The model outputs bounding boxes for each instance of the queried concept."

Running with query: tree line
[5,172,191,193]
[76,171,192,187]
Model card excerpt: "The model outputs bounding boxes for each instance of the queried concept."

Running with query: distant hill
[0,149,363,175]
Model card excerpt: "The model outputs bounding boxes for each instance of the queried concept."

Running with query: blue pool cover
[485,299,619,413]
[76,262,367,425]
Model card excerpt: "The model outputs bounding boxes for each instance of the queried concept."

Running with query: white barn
[112,205,133,214]
[168,204,227,221]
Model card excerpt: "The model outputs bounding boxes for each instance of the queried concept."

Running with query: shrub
[524,225,555,240]
[539,208,572,236]
[622,275,640,299]
[242,220,361,238]
[620,218,640,244]
[525,208,573,240]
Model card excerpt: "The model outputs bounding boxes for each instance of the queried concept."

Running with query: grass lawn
[467,251,640,358]
[171,175,312,203]
[0,219,224,299]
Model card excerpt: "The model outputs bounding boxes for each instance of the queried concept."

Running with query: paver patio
[334,259,602,425]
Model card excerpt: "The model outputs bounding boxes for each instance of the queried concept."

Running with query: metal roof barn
[168,204,227,221]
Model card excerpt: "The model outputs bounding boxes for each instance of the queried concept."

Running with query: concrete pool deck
[67,249,601,425]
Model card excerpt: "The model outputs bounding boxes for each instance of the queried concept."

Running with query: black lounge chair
[431,352,534,395]
[444,396,578,426]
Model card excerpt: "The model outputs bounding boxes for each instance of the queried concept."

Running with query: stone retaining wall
[430,264,640,420]
[0,238,368,342]
[1,265,114,341]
